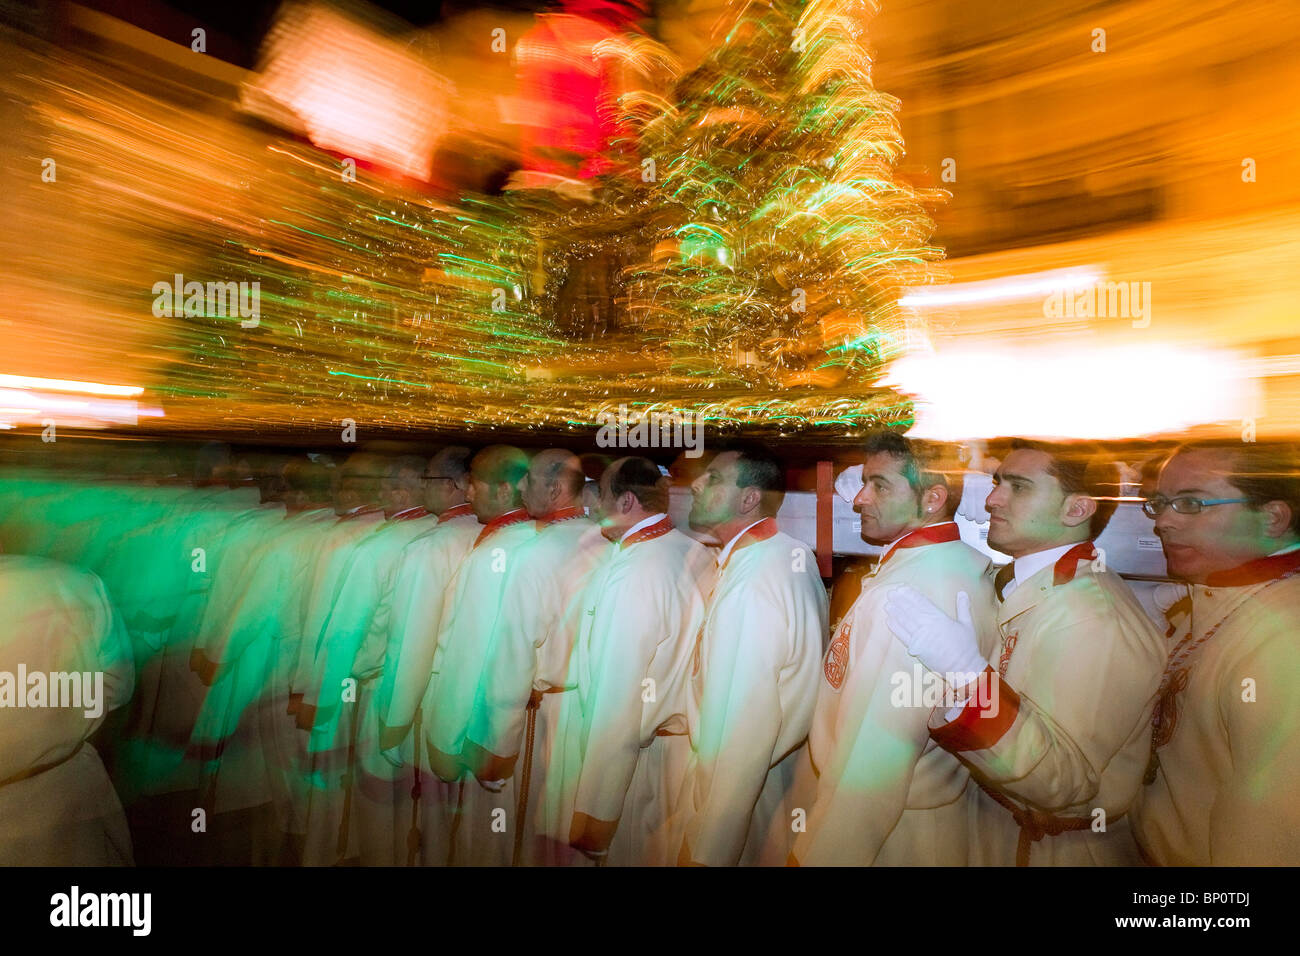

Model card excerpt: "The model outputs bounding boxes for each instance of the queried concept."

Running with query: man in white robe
[0,555,135,865]
[677,445,829,866]
[1134,439,1300,865]
[886,440,1166,865]
[461,449,611,865]
[544,456,714,866]
[793,433,993,866]
[356,446,481,865]
[421,445,536,865]
[284,453,387,863]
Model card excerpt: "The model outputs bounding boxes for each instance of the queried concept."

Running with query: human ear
[1061,493,1097,529]
[1261,500,1295,539]
[922,485,948,516]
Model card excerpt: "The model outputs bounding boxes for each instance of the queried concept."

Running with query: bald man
[461,448,611,865]
[421,445,536,865]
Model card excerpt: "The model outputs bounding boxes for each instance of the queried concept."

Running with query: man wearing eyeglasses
[1133,439,1300,865]
[885,439,1165,865]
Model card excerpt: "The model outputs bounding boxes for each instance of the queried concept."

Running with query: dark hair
[862,430,965,520]
[1170,440,1300,534]
[1009,439,1117,537]
[724,442,785,494]
[537,451,587,499]
[607,456,668,513]
[438,445,473,484]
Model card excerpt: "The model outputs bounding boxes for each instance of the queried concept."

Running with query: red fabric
[930,668,1021,753]
[621,514,673,549]
[474,508,531,548]
[516,13,635,180]
[720,517,780,569]
[880,521,961,566]
[437,503,474,521]
[390,506,430,522]
[1052,541,1099,586]
[1205,549,1300,587]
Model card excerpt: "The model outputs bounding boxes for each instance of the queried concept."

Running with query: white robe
[0,556,134,865]
[349,510,481,866]
[463,515,611,865]
[794,528,993,865]
[678,524,829,866]
[298,511,434,865]
[421,514,537,865]
[542,524,714,866]
[1134,553,1300,865]
[936,547,1165,865]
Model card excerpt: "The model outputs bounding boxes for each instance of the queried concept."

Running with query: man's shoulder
[885,537,990,583]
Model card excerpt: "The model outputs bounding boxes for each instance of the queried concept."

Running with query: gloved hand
[885,586,987,684]
[380,746,404,769]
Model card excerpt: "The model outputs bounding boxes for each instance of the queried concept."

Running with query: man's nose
[984,487,1004,511]
[852,486,870,509]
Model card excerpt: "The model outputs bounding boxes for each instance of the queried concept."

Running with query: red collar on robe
[389,506,430,522]
[1205,548,1300,587]
[475,508,531,548]
[1052,541,1099,586]
[621,514,673,549]
[534,505,585,530]
[880,521,961,567]
[437,502,474,521]
[336,504,384,523]
[719,516,779,570]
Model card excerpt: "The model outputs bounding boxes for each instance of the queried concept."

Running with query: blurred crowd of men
[0,432,1297,866]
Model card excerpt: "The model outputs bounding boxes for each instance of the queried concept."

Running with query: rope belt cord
[512,694,540,867]
[1145,567,1300,785]
[406,707,423,867]
[335,695,365,862]
[977,780,1097,867]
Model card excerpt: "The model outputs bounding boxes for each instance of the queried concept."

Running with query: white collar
[620,512,667,543]
[1269,541,1300,557]
[717,518,767,567]
[1003,542,1082,599]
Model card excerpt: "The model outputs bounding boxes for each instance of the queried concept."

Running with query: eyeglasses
[1141,495,1252,517]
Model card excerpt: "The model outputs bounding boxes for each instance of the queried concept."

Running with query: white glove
[380,746,404,769]
[885,586,987,683]
[478,777,507,793]
[835,464,865,504]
